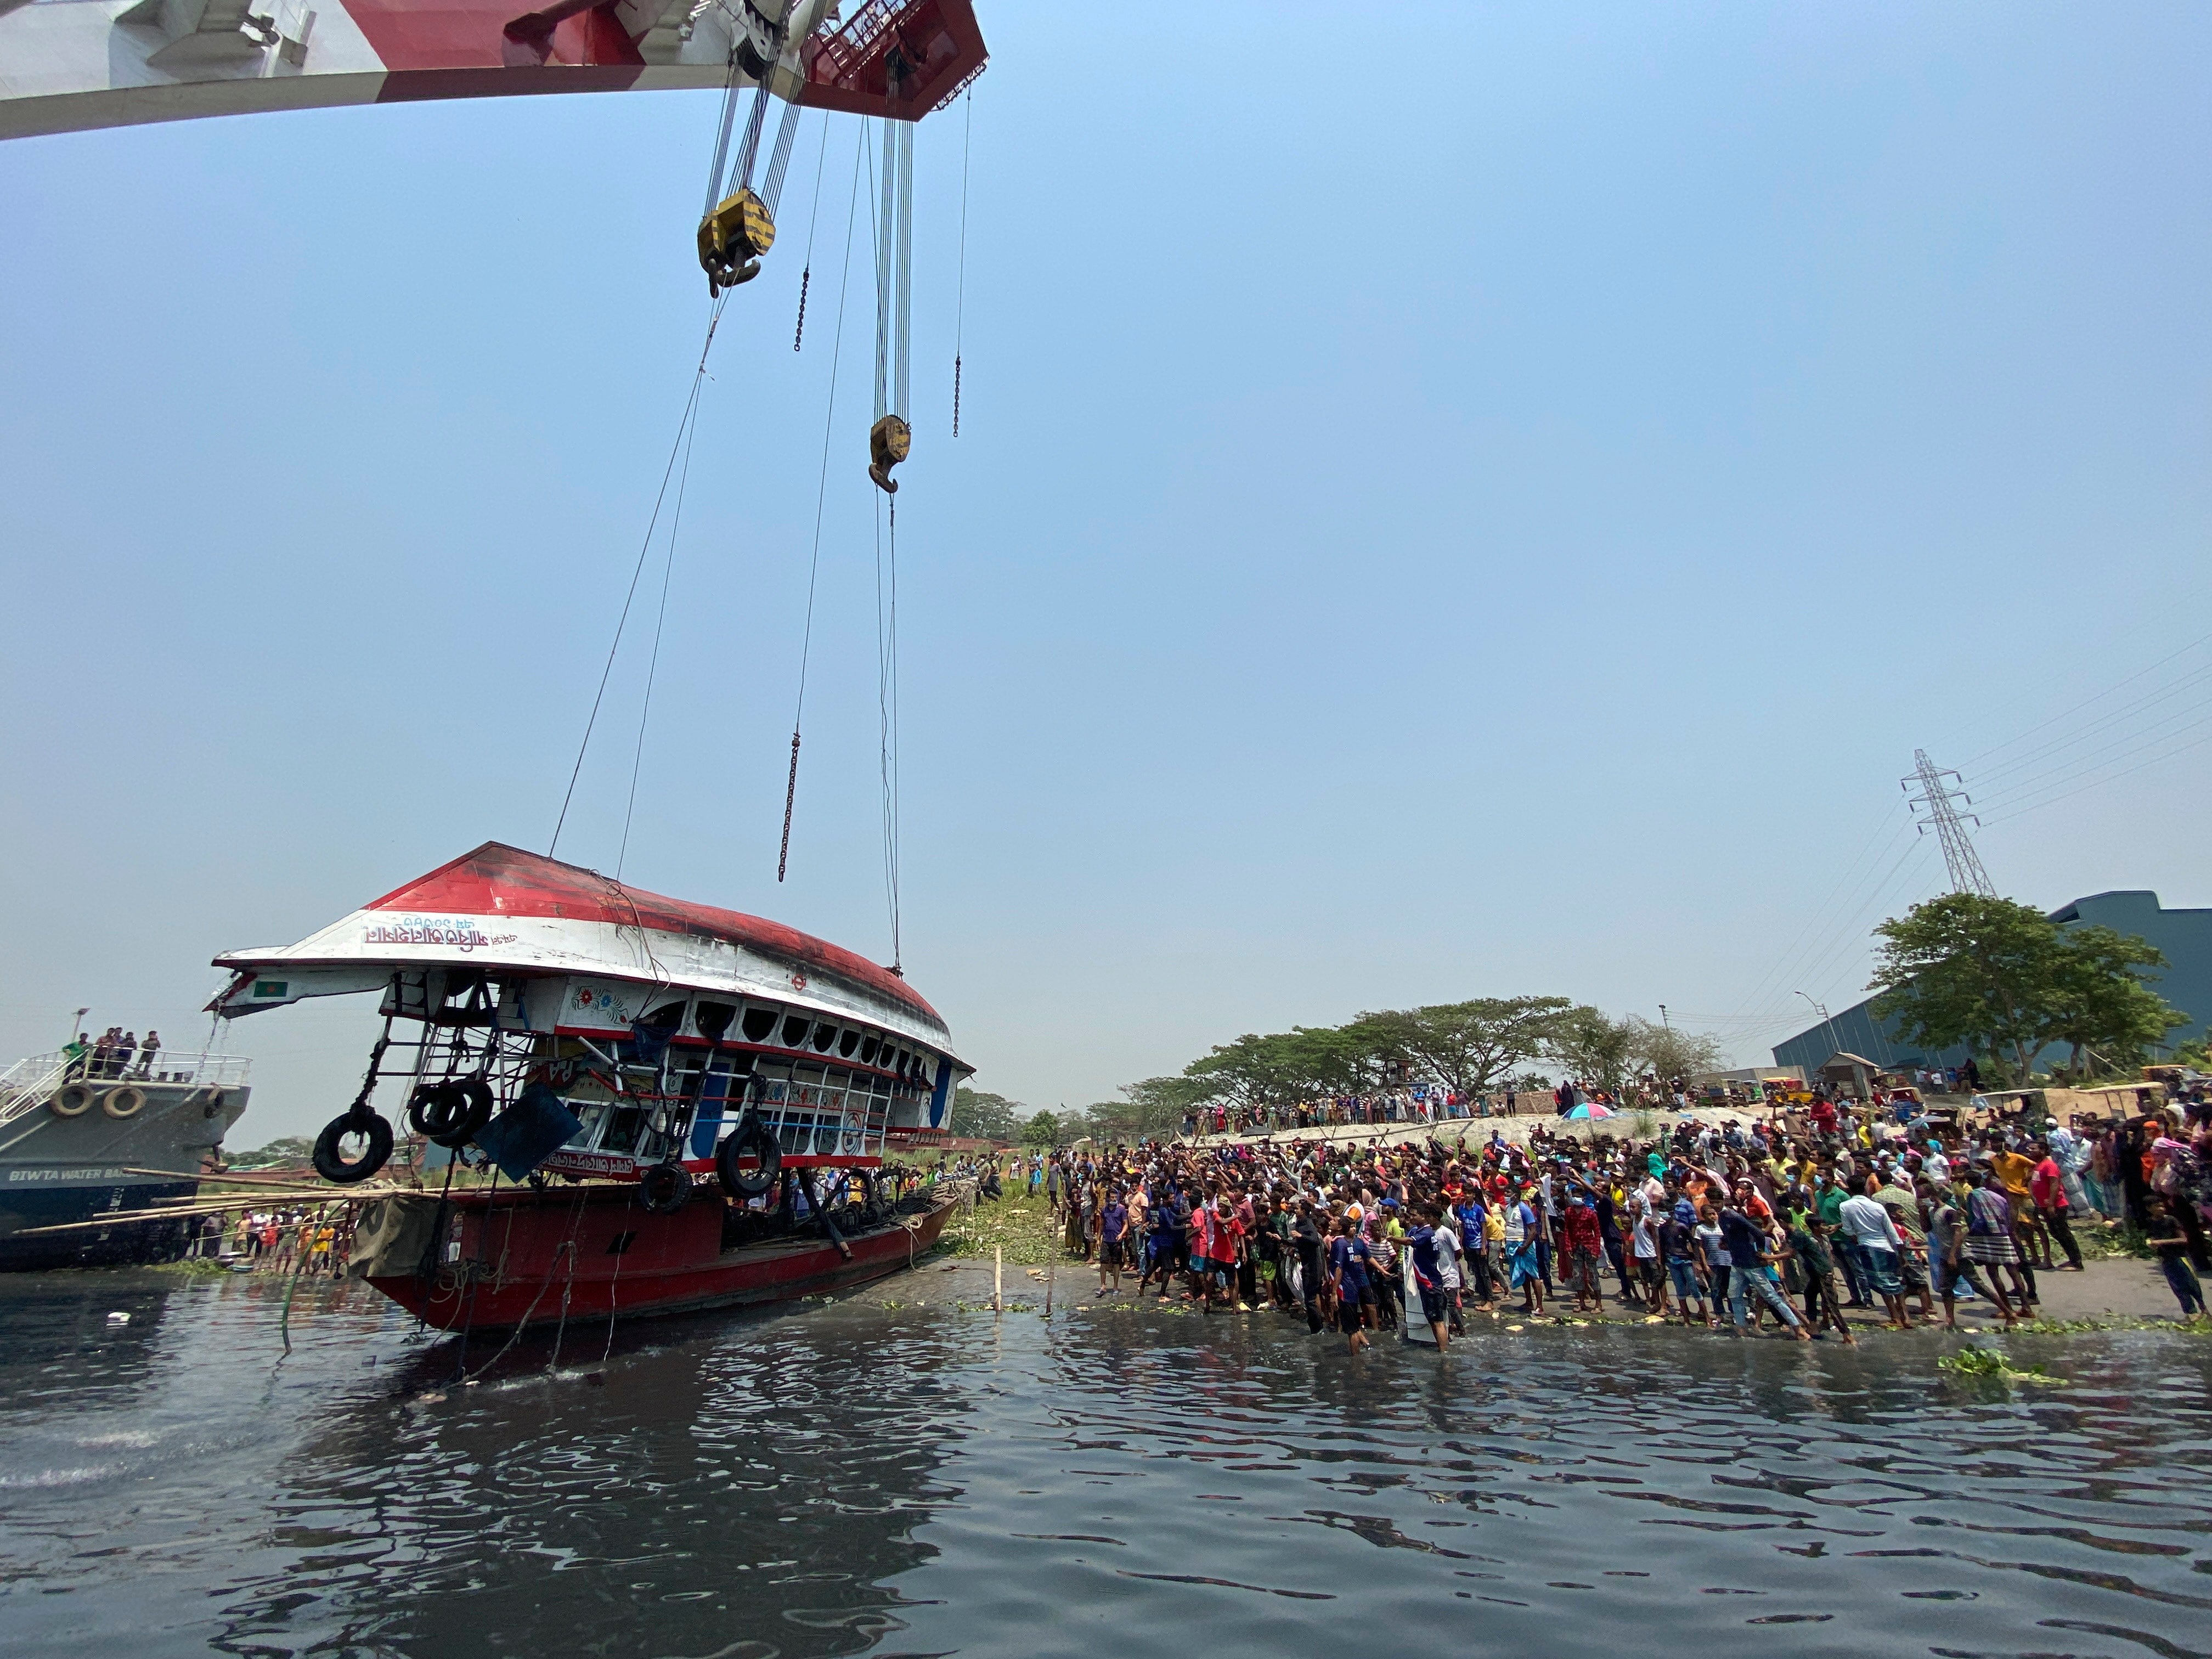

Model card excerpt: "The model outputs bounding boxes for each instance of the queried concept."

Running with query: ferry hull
[0,1080,250,1270]
[0,1180,199,1270]
[353,1181,966,1331]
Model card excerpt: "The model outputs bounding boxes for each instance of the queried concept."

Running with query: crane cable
[617,346,706,882]
[793,106,832,351]
[952,88,972,435]
[779,120,870,883]
[859,113,904,968]
[550,295,729,860]
[876,492,902,973]
[702,48,747,217]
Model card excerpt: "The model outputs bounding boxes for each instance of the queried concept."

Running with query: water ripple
[0,1272,2205,1658]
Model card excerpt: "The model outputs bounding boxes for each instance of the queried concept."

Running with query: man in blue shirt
[1097,1190,1128,1297]
[1406,1206,1452,1350]
[1718,1204,1809,1340]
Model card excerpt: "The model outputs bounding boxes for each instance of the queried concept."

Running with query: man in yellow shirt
[1987,1140,2050,1286]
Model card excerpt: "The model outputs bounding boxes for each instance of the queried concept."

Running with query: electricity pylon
[1903,749,1997,899]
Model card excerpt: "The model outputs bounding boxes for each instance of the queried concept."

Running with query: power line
[1960,628,2212,769]
[1981,725,2212,827]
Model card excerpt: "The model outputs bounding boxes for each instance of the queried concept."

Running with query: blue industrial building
[1771,890,2212,1077]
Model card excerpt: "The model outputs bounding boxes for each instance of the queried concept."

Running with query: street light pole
[1795,989,1841,1073]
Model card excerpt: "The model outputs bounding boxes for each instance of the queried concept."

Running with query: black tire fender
[638,1162,692,1215]
[313,1113,393,1185]
[715,1110,781,1199]
[405,1080,464,1140]
[407,1078,496,1148]
[443,1077,496,1147]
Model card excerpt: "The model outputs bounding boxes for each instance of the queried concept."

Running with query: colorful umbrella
[1562,1102,1617,1120]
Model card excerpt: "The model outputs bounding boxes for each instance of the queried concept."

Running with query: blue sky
[3,4,2208,1143]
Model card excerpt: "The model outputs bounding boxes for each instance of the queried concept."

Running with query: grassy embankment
[935,1192,1075,1267]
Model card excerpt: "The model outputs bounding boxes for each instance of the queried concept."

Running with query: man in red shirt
[1562,1193,1605,1312]
[2030,1138,2084,1270]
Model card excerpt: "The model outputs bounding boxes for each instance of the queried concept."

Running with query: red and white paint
[0,0,983,140]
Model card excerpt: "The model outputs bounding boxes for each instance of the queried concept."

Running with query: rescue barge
[0,1047,250,1269]
[210,842,970,1329]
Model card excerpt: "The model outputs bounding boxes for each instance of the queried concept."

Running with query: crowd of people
[188,1206,354,1277]
[1004,1088,2211,1353]
[1176,1068,1907,1138]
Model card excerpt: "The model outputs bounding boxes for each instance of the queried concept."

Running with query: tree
[1107,1075,1210,1141]
[952,1087,1024,1144]
[1545,1007,1639,1094]
[1018,1109,1062,1149]
[1868,893,2182,1084]
[1625,1018,1727,1085]
[1870,894,2064,1081]
[1355,997,1573,1098]
[2045,924,2187,1079]
[1184,1025,1390,1105]
[230,1136,312,1169]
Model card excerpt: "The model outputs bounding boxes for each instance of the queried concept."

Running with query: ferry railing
[0,1049,253,1124]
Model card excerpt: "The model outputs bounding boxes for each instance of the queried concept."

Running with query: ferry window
[640,1001,686,1031]
[838,1029,860,1058]
[694,1000,737,1041]
[601,1105,646,1155]
[811,1022,837,1053]
[859,1035,879,1064]
[781,1013,811,1048]
[742,1006,777,1043]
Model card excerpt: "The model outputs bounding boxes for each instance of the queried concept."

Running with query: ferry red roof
[370,843,940,1024]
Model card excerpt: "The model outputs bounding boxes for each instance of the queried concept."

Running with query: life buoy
[50,1082,97,1118]
[101,1086,147,1120]
[313,1112,393,1184]
[638,1161,692,1215]
[714,1110,781,1199]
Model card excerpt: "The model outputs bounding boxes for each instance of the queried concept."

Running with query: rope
[953,89,970,436]
[546,1202,581,1373]
[600,1230,623,1366]
[462,1193,586,1383]
[550,298,726,859]
[780,121,868,883]
[616,356,706,881]
[450,1165,497,1380]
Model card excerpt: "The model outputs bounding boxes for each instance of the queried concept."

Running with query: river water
[2,1266,2207,1659]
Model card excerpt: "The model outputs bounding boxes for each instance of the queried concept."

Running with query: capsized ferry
[209,842,972,1328]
